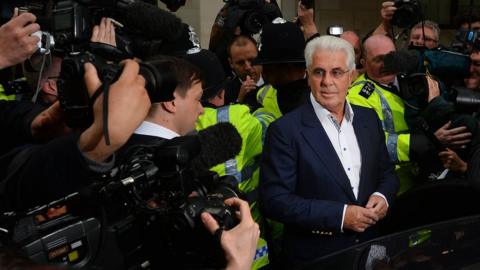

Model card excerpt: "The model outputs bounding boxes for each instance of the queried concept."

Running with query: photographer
[0,59,151,211]
[372,1,440,50]
[186,49,268,269]
[347,35,472,194]
[208,0,282,74]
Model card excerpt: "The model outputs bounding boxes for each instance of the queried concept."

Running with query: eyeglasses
[411,34,438,44]
[310,68,350,79]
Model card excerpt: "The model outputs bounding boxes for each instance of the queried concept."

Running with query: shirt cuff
[340,204,347,233]
[79,147,116,173]
[373,192,389,208]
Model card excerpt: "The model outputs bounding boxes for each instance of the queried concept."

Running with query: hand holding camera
[201,197,260,270]
[79,59,150,162]
[0,9,40,69]
[381,1,397,23]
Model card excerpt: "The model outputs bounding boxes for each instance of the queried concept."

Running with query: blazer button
[355,238,360,243]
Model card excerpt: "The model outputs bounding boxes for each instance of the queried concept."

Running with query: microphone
[153,122,242,171]
[193,122,243,170]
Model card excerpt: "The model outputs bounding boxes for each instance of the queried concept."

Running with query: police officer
[184,49,269,270]
[253,20,310,144]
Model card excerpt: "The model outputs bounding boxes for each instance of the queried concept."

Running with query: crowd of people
[0,0,480,269]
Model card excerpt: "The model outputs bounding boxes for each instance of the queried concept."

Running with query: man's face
[174,82,204,135]
[340,32,361,66]
[229,42,262,82]
[461,22,480,31]
[307,50,352,115]
[470,50,480,78]
[409,27,438,49]
[363,40,396,85]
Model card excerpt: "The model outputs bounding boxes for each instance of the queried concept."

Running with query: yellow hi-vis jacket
[347,74,416,194]
[196,104,268,270]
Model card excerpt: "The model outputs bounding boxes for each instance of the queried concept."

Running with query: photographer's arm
[0,60,150,210]
[297,1,318,41]
[372,1,396,38]
[439,148,468,173]
[201,198,260,270]
[79,60,150,162]
[426,77,472,149]
[0,9,40,70]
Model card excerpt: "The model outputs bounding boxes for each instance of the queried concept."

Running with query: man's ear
[42,81,57,96]
[360,58,366,67]
[162,100,177,113]
[228,57,234,69]
[218,89,225,100]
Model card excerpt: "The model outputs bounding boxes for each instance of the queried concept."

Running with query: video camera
[222,0,282,35]
[3,130,242,269]
[391,0,422,28]
[382,48,480,111]
[453,28,480,53]
[19,0,103,54]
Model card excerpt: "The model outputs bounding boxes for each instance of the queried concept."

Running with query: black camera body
[21,0,94,53]
[57,51,177,128]
[223,0,282,34]
[5,138,241,269]
[392,0,422,28]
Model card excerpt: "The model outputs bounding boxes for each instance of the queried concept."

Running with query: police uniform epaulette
[359,81,375,99]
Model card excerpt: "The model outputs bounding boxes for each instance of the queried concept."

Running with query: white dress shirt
[133,121,180,139]
[310,94,387,231]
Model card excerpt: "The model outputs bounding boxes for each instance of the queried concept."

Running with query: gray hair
[411,20,441,41]
[304,35,356,71]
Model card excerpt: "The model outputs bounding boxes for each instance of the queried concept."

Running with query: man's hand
[91,17,116,47]
[31,101,70,141]
[343,205,379,233]
[365,194,388,220]
[372,1,396,36]
[0,9,40,69]
[381,1,396,22]
[79,60,150,162]
[237,75,256,103]
[434,121,472,149]
[297,1,317,40]
[439,148,468,173]
[201,198,259,270]
[426,76,440,102]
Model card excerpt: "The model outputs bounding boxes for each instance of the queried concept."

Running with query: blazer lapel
[300,103,357,202]
[352,106,371,204]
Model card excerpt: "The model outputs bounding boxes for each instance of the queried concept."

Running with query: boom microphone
[194,122,243,170]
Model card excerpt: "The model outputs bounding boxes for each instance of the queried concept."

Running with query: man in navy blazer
[260,35,399,268]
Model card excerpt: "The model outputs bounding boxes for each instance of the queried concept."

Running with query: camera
[57,51,177,128]
[4,137,241,269]
[223,0,282,35]
[20,0,94,53]
[392,0,422,28]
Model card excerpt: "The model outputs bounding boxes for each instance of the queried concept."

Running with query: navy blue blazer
[260,100,399,266]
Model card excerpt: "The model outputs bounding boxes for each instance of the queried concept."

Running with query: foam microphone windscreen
[192,122,243,170]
